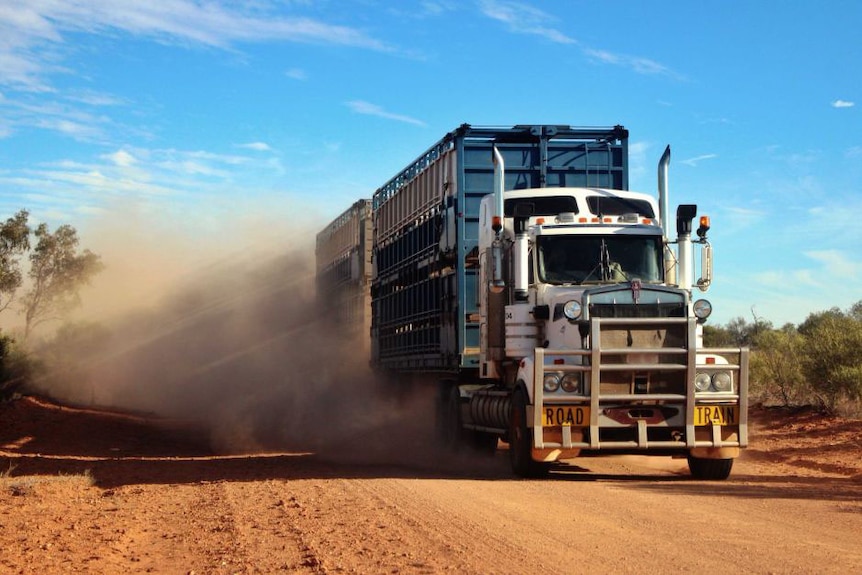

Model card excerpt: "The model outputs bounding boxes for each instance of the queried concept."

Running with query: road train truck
[315,124,749,479]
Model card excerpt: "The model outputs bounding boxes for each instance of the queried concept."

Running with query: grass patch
[1,469,95,496]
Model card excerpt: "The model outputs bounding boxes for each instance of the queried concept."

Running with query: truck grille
[589,302,686,319]
[590,306,690,396]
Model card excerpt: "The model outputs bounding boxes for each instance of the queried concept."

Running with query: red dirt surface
[2,395,861,574]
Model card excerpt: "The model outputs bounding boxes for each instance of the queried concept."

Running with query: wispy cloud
[0,145,287,223]
[681,154,717,167]
[752,268,822,290]
[345,101,426,127]
[478,1,676,77]
[478,0,575,44]
[722,206,766,231]
[0,1,393,91]
[583,48,678,78]
[237,142,272,152]
[751,250,862,292]
[0,93,121,142]
[103,149,137,167]
[804,250,862,277]
[285,68,308,81]
[832,99,855,108]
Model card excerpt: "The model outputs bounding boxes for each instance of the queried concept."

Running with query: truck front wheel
[687,455,733,480]
[436,383,463,450]
[509,387,549,478]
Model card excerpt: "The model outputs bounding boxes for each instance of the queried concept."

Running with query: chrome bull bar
[531,316,749,451]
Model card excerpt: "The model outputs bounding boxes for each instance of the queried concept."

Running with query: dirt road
[2,397,861,574]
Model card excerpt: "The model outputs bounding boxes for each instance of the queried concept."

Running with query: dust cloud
[25,204,444,465]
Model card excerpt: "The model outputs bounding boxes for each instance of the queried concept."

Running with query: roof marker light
[697,215,711,239]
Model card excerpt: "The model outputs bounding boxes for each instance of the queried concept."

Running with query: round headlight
[563,300,582,320]
[693,299,713,320]
[543,374,561,392]
[560,373,582,393]
[695,372,712,392]
[712,371,733,392]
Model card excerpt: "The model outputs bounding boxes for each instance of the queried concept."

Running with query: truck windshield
[538,235,663,285]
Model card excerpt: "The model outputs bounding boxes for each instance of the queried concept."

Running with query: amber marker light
[697,215,711,239]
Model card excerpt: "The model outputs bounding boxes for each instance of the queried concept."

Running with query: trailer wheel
[510,387,549,478]
[687,456,733,480]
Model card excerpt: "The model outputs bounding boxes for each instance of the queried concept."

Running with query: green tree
[702,323,735,347]
[750,326,806,407]
[798,306,862,414]
[19,223,104,340]
[0,210,31,312]
[704,312,772,348]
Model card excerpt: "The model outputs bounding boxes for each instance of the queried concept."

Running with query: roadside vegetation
[0,210,103,400]
[705,301,862,416]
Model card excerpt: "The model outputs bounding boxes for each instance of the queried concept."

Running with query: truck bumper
[528,319,749,463]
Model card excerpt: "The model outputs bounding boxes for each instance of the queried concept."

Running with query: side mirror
[697,242,713,292]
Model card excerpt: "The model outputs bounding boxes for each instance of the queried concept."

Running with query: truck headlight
[563,300,582,320]
[695,372,712,392]
[560,373,582,393]
[543,373,561,392]
[712,371,733,392]
[693,299,712,320]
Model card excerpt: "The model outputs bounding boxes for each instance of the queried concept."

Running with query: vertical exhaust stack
[658,145,671,238]
[491,146,506,290]
[492,146,505,230]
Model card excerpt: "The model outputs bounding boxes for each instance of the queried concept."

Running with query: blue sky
[0,0,859,327]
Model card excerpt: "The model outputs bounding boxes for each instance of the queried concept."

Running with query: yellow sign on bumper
[541,406,589,427]
[695,405,738,426]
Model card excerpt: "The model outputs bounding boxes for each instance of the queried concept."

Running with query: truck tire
[436,383,464,451]
[509,387,550,478]
[687,456,733,480]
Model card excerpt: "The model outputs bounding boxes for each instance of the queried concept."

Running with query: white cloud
[583,47,677,78]
[832,99,855,108]
[0,145,289,225]
[66,89,126,107]
[104,149,137,167]
[0,1,393,91]
[752,267,818,292]
[238,142,272,152]
[345,101,426,127]
[680,154,717,167]
[1,94,117,142]
[285,68,307,81]
[721,206,765,230]
[479,0,576,44]
[752,251,861,299]
[804,250,862,277]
